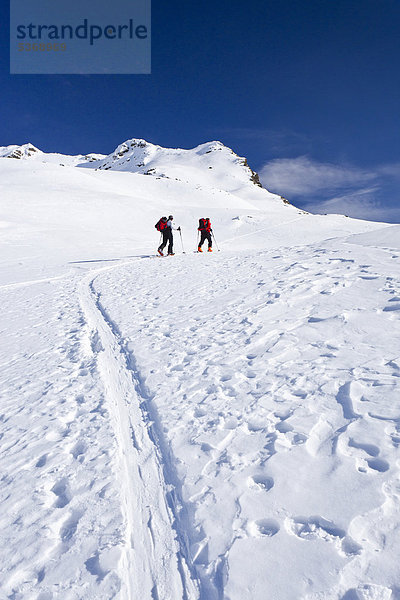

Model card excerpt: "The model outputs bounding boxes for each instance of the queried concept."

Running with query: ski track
[1,238,400,599]
[0,270,74,292]
[78,262,200,600]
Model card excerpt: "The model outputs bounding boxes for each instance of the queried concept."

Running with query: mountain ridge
[1,138,270,196]
[0,142,104,166]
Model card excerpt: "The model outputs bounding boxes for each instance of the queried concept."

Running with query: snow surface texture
[1,140,399,600]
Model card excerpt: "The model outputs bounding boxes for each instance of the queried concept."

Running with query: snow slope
[1,141,399,600]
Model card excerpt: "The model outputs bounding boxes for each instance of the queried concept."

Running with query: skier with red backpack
[155,215,180,256]
[197,218,212,252]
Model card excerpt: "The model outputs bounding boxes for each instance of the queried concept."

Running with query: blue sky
[1,0,400,222]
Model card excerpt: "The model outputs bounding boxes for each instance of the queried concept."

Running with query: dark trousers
[159,229,173,253]
[199,231,212,248]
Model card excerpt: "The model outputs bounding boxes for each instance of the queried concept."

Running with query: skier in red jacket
[197,218,212,252]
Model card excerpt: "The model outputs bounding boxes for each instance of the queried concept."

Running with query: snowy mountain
[78,138,267,193]
[1,138,399,600]
[0,142,41,159]
[1,138,286,204]
[0,142,105,166]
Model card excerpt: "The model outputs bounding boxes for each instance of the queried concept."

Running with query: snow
[0,141,399,600]
[347,225,400,250]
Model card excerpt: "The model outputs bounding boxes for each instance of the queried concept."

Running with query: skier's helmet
[168,215,174,220]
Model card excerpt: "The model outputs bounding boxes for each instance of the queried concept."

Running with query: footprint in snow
[247,474,274,492]
[308,316,327,323]
[70,439,87,460]
[51,478,71,508]
[60,508,83,544]
[368,457,390,472]
[246,370,257,379]
[348,438,379,457]
[37,567,46,584]
[286,515,345,541]
[245,420,266,433]
[383,304,400,312]
[275,420,293,433]
[35,454,47,468]
[357,457,390,473]
[285,515,362,557]
[200,442,215,453]
[343,437,390,473]
[247,518,280,538]
[220,372,233,382]
[194,406,207,418]
[85,552,108,582]
[285,431,308,446]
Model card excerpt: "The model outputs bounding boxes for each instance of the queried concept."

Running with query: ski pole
[211,230,220,252]
[179,228,185,253]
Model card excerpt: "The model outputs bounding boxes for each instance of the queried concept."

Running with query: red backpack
[198,218,211,231]
[155,217,168,231]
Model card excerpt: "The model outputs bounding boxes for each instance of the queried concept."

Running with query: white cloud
[259,156,376,196]
[377,162,400,179]
[302,187,400,224]
[258,155,400,223]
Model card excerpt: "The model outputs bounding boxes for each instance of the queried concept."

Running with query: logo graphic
[10,0,151,74]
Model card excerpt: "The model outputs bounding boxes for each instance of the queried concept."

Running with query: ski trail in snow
[220,215,305,245]
[0,270,74,291]
[78,264,200,600]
